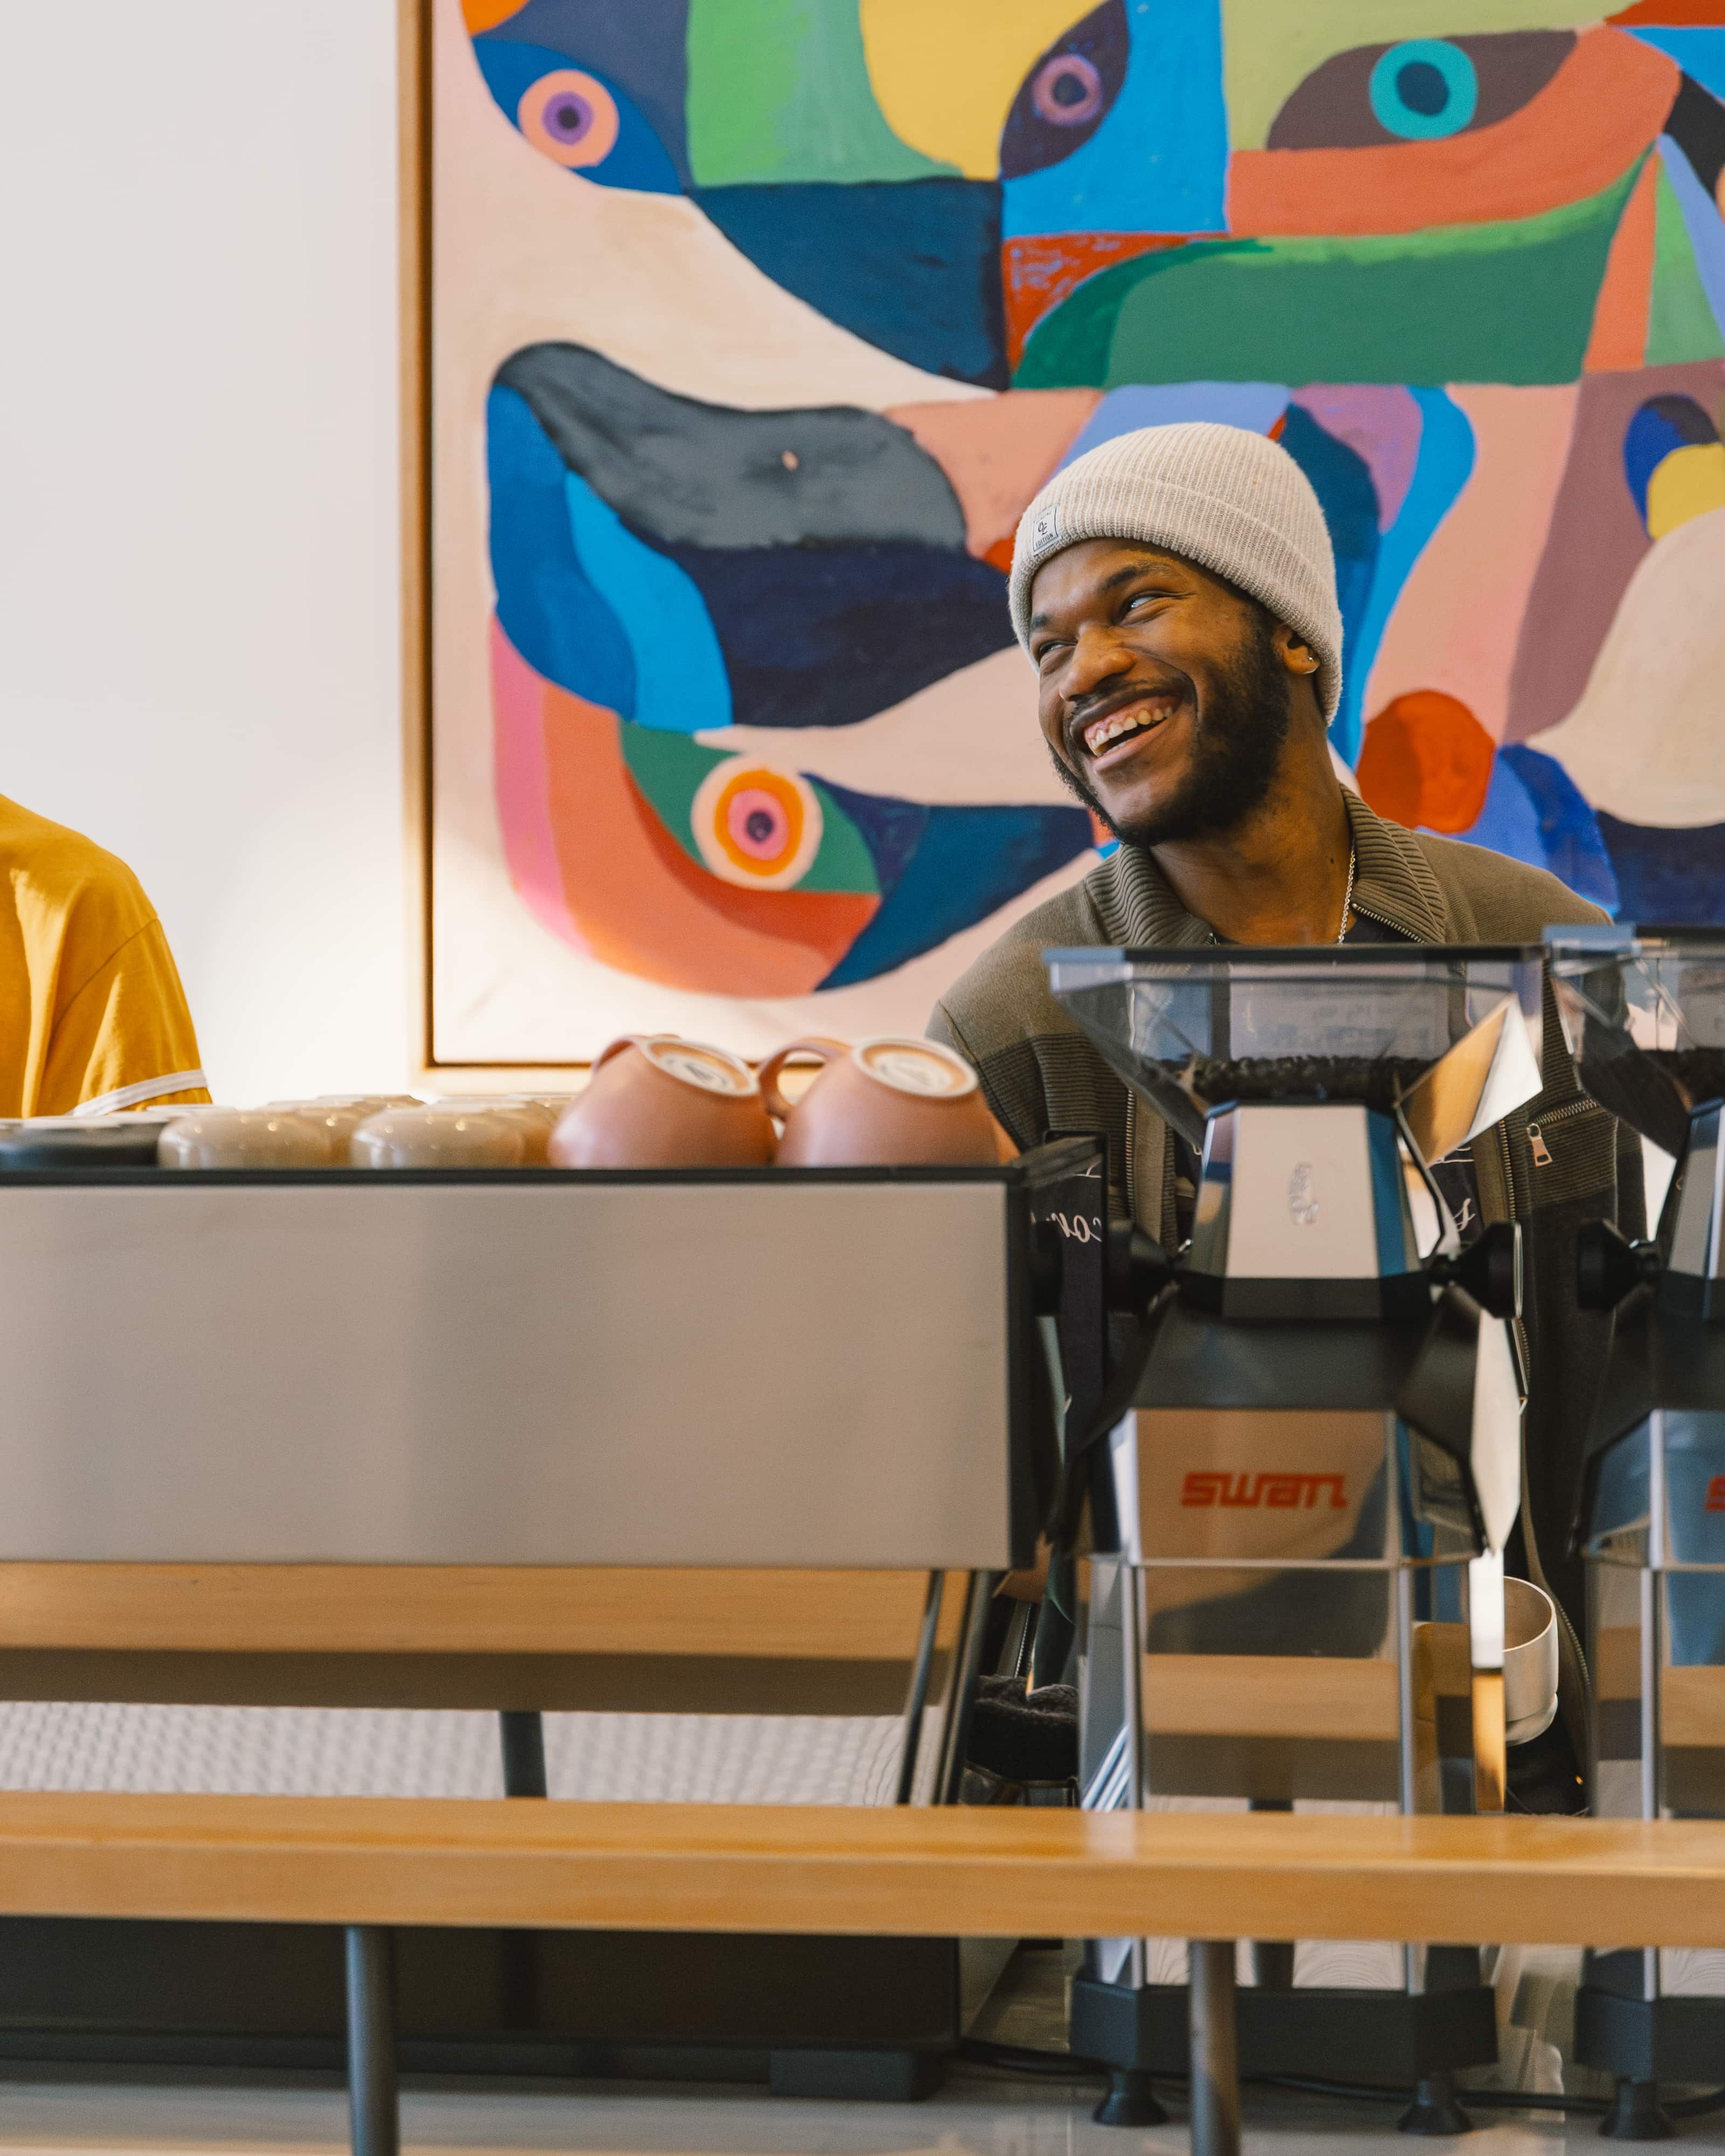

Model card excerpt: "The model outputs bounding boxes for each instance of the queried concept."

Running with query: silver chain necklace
[1206,846,1357,945]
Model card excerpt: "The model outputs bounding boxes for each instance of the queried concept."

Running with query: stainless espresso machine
[1043,943,1544,2136]
[1547,927,1725,2137]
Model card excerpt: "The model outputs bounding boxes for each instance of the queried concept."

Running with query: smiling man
[929,423,1640,1773]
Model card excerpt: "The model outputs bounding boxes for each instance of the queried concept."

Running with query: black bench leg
[346,1924,398,2156]
[894,1571,946,1804]
[1188,1940,1240,2156]
[1248,1797,1295,1989]
[936,1570,1000,1805]
[496,1713,547,2028]
[499,1709,548,1799]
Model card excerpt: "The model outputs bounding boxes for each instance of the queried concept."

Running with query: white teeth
[1084,703,1172,755]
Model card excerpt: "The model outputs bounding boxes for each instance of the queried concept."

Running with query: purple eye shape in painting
[734,792,789,856]
[518,68,619,170]
[999,0,1128,180]
[1032,51,1105,128]
[471,38,680,195]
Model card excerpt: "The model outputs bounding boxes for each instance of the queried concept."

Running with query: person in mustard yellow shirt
[1,793,210,1118]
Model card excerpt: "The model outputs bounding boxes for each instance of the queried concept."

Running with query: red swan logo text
[1181,1472,1348,1511]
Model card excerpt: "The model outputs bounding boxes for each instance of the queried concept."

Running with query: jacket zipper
[1495,1118,1531,1351]
[1124,1088,1137,1221]
[1523,1096,1597,1167]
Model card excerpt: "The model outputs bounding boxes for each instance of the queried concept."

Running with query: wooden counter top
[0,1796,1717,1949]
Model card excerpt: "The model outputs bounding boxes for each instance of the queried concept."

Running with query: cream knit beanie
[1008,421,1344,724]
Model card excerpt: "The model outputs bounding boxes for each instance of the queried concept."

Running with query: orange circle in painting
[1357,689,1495,835]
[518,71,620,170]
[463,0,529,30]
[690,761,823,890]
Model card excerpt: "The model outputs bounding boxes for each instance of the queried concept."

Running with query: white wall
[0,2,406,1105]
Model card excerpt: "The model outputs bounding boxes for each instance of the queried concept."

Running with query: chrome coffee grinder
[1547,927,1725,2136]
[1044,943,1546,2139]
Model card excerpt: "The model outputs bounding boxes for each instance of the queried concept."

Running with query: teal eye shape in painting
[1369,40,1479,141]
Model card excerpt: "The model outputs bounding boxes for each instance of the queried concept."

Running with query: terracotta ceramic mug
[350,1103,530,1169]
[158,1107,342,1169]
[548,1035,776,1169]
[758,1035,1012,1167]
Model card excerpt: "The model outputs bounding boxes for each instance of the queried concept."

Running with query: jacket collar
[1086,791,1451,946]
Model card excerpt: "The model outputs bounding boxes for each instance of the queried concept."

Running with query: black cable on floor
[957,2037,1725,2123]
[1262,2073,1606,2115]
[1267,2075,1725,2120]
[957,2036,1102,2077]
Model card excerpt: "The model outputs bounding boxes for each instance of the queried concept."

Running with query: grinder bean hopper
[1044,943,1545,2137]
[1547,927,1725,2118]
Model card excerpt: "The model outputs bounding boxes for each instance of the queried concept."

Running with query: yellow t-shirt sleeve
[34,918,211,1119]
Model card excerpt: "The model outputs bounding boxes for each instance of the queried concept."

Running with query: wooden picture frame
[403,0,564,1092]
[395,0,1103,1091]
[399,0,438,1087]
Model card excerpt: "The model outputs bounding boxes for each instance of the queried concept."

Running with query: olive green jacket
[929,791,1640,1629]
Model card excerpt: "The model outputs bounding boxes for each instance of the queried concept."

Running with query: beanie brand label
[1030,501,1061,552]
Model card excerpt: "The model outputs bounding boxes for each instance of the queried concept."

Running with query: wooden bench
[1,1798,1722,2156]
[0,1562,971,1711]
[0,1559,1005,2141]
[0,1560,986,1798]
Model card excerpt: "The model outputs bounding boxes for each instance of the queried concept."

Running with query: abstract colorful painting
[424,0,1725,1068]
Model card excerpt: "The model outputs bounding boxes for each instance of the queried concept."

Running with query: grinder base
[1577,1977,1725,2090]
[1072,1971,1498,2092]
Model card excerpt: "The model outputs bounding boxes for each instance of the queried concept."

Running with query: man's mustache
[1065,669,1192,730]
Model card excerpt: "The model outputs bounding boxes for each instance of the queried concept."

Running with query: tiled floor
[0,1944,1720,2156]
[0,2061,1720,2155]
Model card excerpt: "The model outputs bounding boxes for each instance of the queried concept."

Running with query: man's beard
[1051,614,1293,848]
